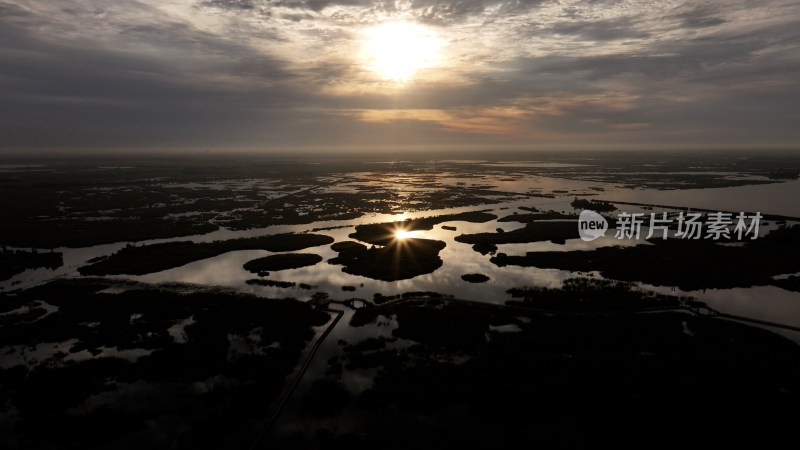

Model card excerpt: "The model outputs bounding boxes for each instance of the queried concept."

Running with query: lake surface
[3,165,799,341]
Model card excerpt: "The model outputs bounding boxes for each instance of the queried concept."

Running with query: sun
[362,22,445,82]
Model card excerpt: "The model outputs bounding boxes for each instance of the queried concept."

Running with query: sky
[1,0,799,152]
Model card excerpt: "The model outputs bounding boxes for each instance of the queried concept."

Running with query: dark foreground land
[264,282,800,449]
[5,277,799,449]
[0,279,330,449]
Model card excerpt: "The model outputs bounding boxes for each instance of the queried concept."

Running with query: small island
[243,253,323,273]
[461,273,490,283]
[329,238,447,281]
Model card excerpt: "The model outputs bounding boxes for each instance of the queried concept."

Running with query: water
[3,173,799,338]
[603,179,800,217]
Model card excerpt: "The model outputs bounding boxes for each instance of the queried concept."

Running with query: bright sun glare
[363,22,445,82]
[395,229,421,239]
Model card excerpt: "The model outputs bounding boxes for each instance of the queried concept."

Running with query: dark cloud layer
[1,0,799,151]
[550,17,651,41]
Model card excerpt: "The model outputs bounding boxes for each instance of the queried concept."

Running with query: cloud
[550,17,651,41]
[197,0,256,10]
[1,0,799,150]
[669,4,727,29]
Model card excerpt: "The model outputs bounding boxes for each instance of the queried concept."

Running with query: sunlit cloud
[354,107,525,135]
[1,0,799,150]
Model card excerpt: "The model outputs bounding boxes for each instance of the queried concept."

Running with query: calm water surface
[3,174,799,339]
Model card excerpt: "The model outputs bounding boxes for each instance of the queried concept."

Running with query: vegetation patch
[78,233,333,276]
[0,249,63,281]
[570,197,617,212]
[245,279,296,288]
[455,221,579,248]
[773,275,800,292]
[497,211,577,223]
[349,211,496,245]
[507,277,684,311]
[493,225,800,290]
[243,253,322,273]
[461,273,490,283]
[329,238,447,281]
[330,241,367,253]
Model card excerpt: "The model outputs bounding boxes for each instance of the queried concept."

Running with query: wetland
[2,151,800,449]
